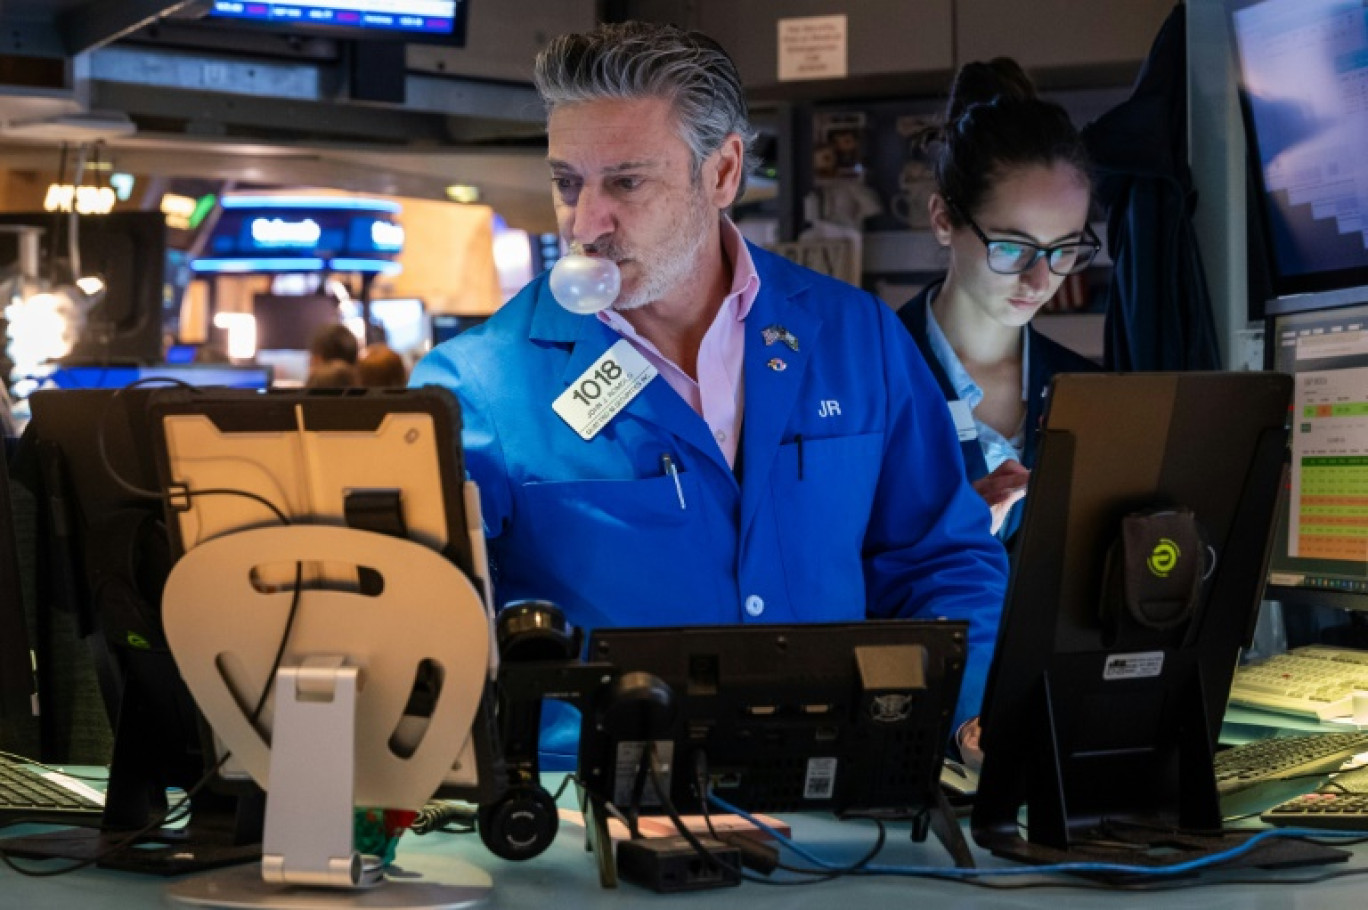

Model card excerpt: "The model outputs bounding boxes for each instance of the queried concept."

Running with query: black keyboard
[0,758,105,827]
[1264,764,1368,830]
[1214,731,1368,796]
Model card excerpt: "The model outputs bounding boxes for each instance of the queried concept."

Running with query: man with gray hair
[412,21,1007,769]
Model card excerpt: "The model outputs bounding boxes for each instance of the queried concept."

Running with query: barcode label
[1103,651,1164,681]
[804,757,837,800]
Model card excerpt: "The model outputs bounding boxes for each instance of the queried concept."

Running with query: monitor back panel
[581,620,967,818]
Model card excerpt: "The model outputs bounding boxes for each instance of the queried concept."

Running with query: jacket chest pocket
[769,432,884,605]
[518,472,699,588]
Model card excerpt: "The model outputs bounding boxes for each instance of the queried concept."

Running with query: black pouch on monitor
[1100,507,1206,645]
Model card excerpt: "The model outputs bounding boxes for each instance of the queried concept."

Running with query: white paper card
[778,15,848,82]
[553,339,658,441]
[948,399,978,442]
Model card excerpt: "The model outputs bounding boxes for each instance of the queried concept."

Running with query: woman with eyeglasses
[899,57,1100,543]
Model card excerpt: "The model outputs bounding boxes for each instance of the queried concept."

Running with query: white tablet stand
[150,389,498,909]
[162,525,492,909]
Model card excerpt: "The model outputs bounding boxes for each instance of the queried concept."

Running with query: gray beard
[611,212,713,312]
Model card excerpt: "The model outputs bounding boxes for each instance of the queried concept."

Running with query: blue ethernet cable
[705,792,1368,880]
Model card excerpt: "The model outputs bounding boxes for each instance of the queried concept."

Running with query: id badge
[552,339,658,440]
[947,399,978,442]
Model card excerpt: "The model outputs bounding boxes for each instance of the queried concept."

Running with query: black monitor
[208,0,468,45]
[430,314,486,347]
[972,373,1297,866]
[39,363,273,391]
[0,212,167,366]
[1265,302,1368,611]
[576,620,969,861]
[252,293,341,351]
[0,389,261,874]
[1229,0,1368,311]
[0,440,37,745]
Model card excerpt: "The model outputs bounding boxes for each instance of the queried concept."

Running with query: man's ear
[708,133,746,208]
[929,193,954,246]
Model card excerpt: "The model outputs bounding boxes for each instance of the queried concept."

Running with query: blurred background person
[305,359,358,388]
[307,323,359,374]
[357,343,408,387]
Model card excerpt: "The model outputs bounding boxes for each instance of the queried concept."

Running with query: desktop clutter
[9,376,1368,909]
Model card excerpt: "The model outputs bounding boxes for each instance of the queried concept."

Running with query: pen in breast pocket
[660,454,686,510]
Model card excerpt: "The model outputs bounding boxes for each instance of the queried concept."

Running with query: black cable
[96,378,197,501]
[49,144,67,277]
[95,378,290,526]
[644,743,749,882]
[551,773,579,804]
[692,752,886,882]
[626,746,650,839]
[645,744,869,888]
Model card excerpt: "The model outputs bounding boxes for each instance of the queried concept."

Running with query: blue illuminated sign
[196,196,405,275]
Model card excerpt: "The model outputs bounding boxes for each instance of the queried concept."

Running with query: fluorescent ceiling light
[2,112,136,140]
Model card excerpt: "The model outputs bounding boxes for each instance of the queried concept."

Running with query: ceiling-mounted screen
[210,1,467,45]
[1229,0,1368,311]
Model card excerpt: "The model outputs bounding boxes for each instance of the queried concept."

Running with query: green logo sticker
[1148,538,1180,578]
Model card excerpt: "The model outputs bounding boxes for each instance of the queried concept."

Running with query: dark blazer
[898,280,1099,542]
[1080,5,1221,371]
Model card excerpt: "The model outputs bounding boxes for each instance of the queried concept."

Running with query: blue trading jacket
[412,243,1008,770]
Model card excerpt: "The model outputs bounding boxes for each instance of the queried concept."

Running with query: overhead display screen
[211,1,466,42]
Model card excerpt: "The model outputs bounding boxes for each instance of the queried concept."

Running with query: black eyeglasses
[948,199,1101,277]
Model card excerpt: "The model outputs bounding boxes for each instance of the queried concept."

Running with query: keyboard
[1264,763,1368,830]
[1227,645,1368,720]
[1214,732,1368,796]
[0,758,105,827]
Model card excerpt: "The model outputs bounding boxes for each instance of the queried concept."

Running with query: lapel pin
[767,357,787,372]
[762,324,799,352]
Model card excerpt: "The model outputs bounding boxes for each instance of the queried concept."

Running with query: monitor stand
[972,424,1349,875]
[160,524,494,909]
[167,854,489,910]
[166,656,490,910]
[975,675,1350,873]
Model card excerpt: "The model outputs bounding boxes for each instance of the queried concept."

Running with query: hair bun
[945,57,1038,125]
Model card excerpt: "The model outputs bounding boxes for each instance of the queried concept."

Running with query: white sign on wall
[777,14,848,82]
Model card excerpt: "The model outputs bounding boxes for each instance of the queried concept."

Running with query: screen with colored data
[1229,0,1368,302]
[210,1,466,43]
[1267,301,1368,609]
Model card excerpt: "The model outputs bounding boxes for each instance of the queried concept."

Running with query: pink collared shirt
[598,218,760,467]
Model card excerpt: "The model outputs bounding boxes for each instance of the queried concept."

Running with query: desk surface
[4,798,1368,909]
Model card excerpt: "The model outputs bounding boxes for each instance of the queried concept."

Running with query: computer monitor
[972,372,1297,866]
[430,314,487,347]
[576,620,969,861]
[369,297,427,355]
[0,441,37,746]
[39,363,273,391]
[1229,0,1368,312]
[1265,302,1368,611]
[0,389,262,874]
[164,344,198,365]
[208,0,469,46]
[252,293,342,352]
